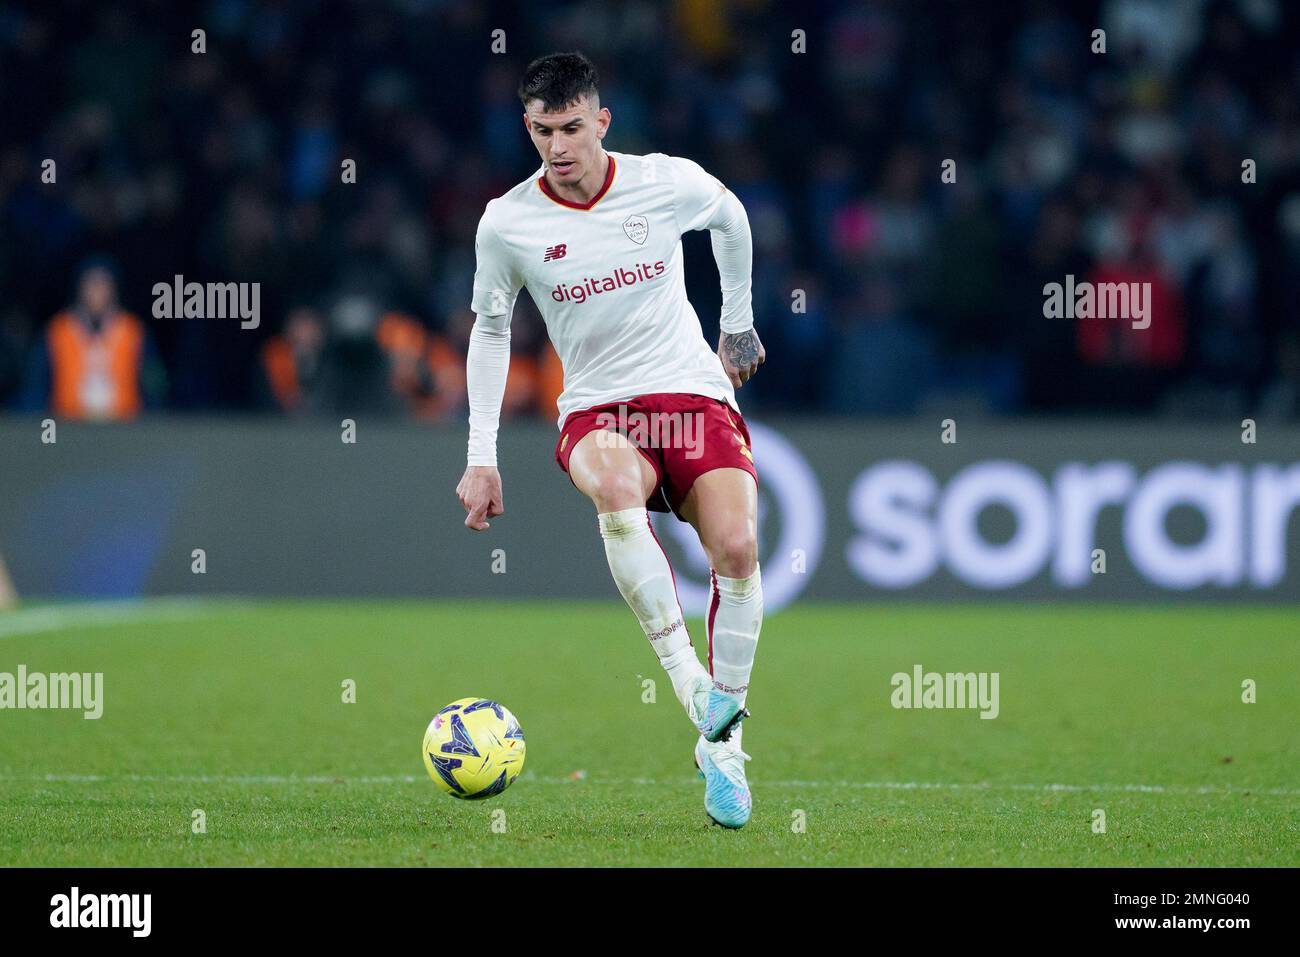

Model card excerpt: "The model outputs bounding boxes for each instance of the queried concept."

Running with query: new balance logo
[543,244,567,262]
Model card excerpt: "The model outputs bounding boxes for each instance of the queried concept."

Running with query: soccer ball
[422,697,526,799]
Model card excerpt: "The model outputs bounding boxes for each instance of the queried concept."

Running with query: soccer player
[456,52,765,828]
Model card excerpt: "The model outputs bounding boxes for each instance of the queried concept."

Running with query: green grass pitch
[0,599,1296,867]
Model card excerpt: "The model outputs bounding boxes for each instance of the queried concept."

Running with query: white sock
[598,507,709,710]
[708,563,764,749]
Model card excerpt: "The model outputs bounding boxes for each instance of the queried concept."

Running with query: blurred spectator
[311,293,404,416]
[268,293,464,418]
[259,306,324,413]
[1076,223,1186,409]
[1,0,1299,419]
[1007,199,1093,409]
[18,258,164,420]
[1261,332,1300,418]
[829,273,936,414]
[0,309,29,406]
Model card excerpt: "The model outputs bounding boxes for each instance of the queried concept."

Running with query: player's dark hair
[518,51,600,112]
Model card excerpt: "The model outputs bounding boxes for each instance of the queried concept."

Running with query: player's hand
[718,328,765,388]
[456,465,504,531]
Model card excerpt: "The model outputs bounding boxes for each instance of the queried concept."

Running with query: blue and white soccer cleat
[694,736,752,829]
[687,675,749,743]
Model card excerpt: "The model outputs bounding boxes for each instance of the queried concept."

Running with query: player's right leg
[567,429,713,721]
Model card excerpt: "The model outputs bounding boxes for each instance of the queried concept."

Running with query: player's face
[523,95,610,188]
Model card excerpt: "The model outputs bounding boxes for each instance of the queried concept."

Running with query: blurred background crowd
[2,0,1300,423]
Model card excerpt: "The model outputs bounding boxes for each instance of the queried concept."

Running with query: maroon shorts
[555,392,759,521]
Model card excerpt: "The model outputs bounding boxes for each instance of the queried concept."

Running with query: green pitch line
[0,600,1296,867]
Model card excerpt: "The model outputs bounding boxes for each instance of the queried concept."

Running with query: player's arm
[456,208,521,531]
[670,156,765,388]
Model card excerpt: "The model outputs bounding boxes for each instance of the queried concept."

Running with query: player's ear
[597,106,611,139]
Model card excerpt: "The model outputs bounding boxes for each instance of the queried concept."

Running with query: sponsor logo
[550,260,666,305]
[849,459,1300,590]
[645,425,1298,599]
[543,243,568,262]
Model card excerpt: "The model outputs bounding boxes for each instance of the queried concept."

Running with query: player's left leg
[679,466,763,727]
[679,466,763,828]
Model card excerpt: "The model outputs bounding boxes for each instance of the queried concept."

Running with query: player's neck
[546,149,610,206]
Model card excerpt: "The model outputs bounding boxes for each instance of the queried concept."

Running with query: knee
[711,529,757,579]
[588,469,647,513]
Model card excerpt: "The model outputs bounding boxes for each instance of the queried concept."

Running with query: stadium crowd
[2,0,1299,421]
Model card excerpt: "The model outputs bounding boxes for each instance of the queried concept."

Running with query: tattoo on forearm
[722,330,759,368]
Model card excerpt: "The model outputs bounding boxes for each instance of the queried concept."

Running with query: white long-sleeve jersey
[465,150,754,466]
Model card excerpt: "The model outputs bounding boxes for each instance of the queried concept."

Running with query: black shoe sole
[706,707,750,744]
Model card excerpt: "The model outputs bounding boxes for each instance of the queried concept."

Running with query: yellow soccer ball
[422,698,526,799]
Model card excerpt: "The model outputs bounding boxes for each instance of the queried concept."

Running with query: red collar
[538,153,616,210]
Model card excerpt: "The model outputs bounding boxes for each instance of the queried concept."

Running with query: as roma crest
[623,214,648,245]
